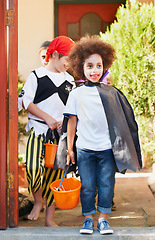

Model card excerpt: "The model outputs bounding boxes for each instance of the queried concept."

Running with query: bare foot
[45,202,58,227]
[45,220,58,227]
[27,202,43,220]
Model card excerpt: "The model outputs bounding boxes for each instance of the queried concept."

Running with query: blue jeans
[77,148,115,216]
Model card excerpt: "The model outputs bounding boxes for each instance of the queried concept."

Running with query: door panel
[57,3,121,39]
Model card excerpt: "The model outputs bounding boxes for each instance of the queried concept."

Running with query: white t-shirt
[18,67,75,136]
[64,84,112,151]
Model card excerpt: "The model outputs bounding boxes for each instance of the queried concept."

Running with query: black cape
[53,81,142,173]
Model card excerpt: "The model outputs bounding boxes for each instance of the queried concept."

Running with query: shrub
[18,76,28,140]
[100,0,155,166]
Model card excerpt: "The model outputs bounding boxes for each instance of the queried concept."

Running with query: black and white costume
[18,66,75,206]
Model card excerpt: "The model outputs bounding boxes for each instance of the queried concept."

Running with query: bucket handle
[57,165,70,191]
[46,128,60,144]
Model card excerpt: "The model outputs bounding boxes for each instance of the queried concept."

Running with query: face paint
[83,54,103,83]
[40,49,48,66]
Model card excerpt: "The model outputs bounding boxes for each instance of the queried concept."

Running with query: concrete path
[1,170,155,239]
[18,171,155,228]
[1,227,155,240]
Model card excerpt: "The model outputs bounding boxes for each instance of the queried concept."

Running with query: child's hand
[57,122,63,131]
[44,115,58,130]
[67,150,75,166]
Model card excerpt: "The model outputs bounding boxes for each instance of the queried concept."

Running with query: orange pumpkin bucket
[50,177,82,210]
[44,142,58,168]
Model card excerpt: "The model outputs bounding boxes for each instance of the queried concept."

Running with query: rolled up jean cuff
[97,205,111,214]
[82,208,96,216]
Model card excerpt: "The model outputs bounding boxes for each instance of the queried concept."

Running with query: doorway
[54,1,125,40]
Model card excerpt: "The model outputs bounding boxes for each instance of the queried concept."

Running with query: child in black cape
[62,35,142,235]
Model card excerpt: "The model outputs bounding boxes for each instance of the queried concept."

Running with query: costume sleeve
[18,72,38,111]
[116,88,142,168]
[63,90,77,116]
[54,90,78,173]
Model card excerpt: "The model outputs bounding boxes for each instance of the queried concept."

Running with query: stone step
[1,227,155,240]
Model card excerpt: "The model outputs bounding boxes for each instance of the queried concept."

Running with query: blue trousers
[77,148,115,216]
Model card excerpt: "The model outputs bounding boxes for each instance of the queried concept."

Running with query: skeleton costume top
[18,66,75,136]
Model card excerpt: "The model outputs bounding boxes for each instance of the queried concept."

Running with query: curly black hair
[68,35,116,80]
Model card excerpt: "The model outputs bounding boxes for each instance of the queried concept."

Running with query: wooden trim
[0,0,7,230]
[8,0,18,228]
[54,1,58,37]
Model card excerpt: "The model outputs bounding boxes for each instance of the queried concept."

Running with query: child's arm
[66,115,77,165]
[27,102,58,130]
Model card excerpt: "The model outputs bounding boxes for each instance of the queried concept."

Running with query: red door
[56,3,122,40]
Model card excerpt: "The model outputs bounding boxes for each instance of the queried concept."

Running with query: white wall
[18,0,54,154]
[18,0,54,82]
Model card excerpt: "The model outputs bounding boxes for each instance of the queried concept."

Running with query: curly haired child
[64,35,142,235]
